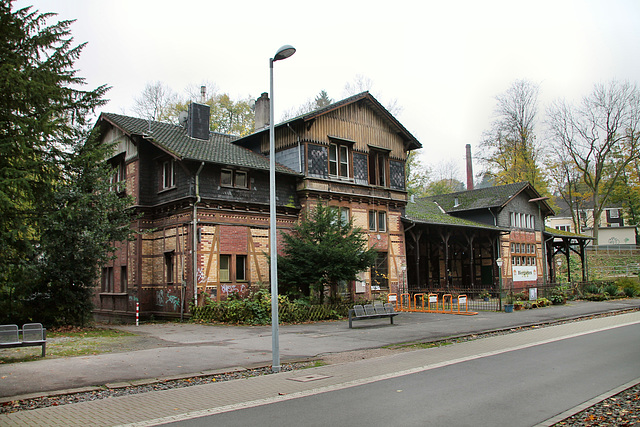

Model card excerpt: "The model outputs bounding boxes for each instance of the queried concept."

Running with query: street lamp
[269,44,295,373]
[496,257,503,311]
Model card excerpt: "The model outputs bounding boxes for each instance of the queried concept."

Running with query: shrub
[536,297,551,307]
[603,283,620,298]
[585,293,609,301]
[616,277,640,298]
[584,284,601,294]
[513,292,527,301]
[190,290,351,324]
[549,285,570,305]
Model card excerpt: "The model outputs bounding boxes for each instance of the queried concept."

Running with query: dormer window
[454,197,460,207]
[161,160,175,190]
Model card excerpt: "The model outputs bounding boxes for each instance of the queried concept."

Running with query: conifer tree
[0,2,133,325]
[277,204,377,302]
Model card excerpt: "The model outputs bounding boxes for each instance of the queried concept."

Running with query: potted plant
[504,294,514,313]
[514,301,524,310]
[479,289,491,302]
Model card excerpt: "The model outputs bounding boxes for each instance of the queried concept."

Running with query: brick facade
[94,93,421,322]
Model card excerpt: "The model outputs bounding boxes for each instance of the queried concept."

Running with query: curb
[1,307,637,405]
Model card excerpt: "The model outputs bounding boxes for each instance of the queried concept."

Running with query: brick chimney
[466,144,474,190]
[187,102,210,140]
[254,92,270,131]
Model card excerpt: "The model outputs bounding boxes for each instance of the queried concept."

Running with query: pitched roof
[404,198,509,232]
[427,182,554,215]
[240,92,422,151]
[544,226,593,240]
[99,113,300,175]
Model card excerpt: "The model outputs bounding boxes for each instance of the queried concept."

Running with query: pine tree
[277,204,377,303]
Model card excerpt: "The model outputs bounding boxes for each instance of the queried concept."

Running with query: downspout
[286,123,303,173]
[488,207,498,226]
[193,162,205,306]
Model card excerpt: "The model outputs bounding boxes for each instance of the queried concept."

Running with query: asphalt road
[163,323,640,427]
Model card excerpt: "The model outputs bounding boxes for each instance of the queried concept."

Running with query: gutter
[193,162,205,306]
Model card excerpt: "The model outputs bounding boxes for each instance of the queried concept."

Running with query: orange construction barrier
[413,293,425,311]
[388,292,477,315]
[427,293,438,311]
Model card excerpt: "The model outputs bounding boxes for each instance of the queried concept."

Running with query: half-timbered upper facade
[94,92,422,321]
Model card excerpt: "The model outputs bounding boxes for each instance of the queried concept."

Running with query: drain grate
[287,374,331,382]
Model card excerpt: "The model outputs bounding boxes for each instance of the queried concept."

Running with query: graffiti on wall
[220,283,247,296]
[166,295,180,310]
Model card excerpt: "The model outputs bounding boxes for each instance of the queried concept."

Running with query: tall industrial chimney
[466,144,474,190]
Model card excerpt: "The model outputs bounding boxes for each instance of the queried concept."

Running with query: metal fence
[404,282,596,312]
[586,245,640,255]
[589,264,640,277]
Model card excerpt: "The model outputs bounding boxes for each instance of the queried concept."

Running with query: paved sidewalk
[0,299,638,401]
[1,310,639,427]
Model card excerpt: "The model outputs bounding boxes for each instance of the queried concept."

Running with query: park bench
[0,323,47,357]
[348,303,399,328]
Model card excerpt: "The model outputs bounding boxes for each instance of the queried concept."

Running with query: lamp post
[496,257,503,311]
[269,44,295,373]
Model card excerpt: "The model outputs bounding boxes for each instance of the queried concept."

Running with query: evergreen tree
[0,2,133,325]
[31,134,135,326]
[314,90,333,109]
[277,204,377,302]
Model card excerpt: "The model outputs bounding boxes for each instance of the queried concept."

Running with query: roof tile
[100,113,299,175]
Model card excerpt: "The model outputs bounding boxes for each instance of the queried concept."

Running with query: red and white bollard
[136,302,139,326]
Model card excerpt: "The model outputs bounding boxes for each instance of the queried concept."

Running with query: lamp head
[273,45,296,62]
[496,258,503,268]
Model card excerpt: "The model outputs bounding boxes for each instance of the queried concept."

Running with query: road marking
[118,315,640,427]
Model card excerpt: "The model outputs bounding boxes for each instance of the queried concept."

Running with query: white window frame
[378,211,387,232]
[329,143,350,179]
[368,210,377,231]
[162,160,175,189]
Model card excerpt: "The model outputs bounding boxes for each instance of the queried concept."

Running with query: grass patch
[302,360,329,369]
[0,327,138,364]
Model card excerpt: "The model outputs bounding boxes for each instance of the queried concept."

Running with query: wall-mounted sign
[513,266,537,282]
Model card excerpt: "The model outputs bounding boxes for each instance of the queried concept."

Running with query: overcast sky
[14,0,640,179]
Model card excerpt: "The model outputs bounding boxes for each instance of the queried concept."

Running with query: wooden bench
[348,303,399,328]
[0,323,47,357]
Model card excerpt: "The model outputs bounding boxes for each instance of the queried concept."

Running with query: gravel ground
[553,382,640,426]
[1,311,639,425]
